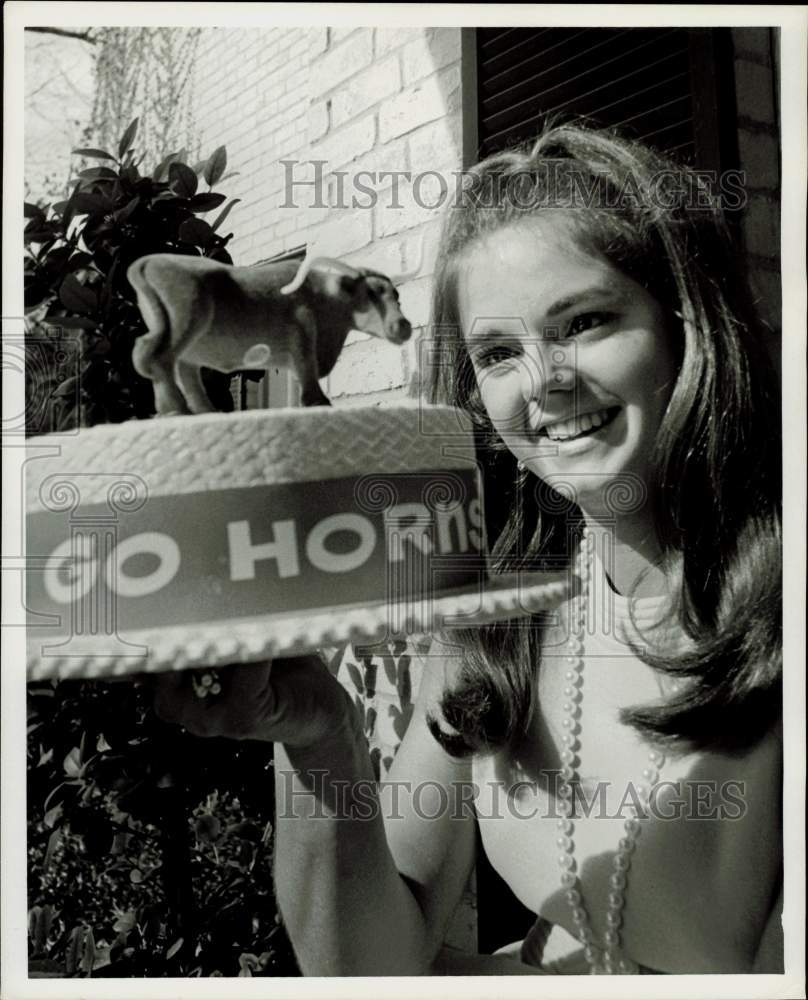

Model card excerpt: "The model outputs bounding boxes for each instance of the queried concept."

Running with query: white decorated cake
[25,404,569,681]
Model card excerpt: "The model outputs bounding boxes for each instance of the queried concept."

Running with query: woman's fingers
[152,655,355,746]
[152,660,273,738]
[261,656,356,746]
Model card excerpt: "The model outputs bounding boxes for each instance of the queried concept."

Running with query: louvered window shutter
[476,27,737,171]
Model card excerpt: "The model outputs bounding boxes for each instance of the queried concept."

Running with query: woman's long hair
[425,123,782,757]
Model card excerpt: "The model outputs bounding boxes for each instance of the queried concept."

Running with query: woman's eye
[567,311,615,336]
[473,343,521,368]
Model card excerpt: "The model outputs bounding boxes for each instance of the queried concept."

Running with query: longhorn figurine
[126,247,420,412]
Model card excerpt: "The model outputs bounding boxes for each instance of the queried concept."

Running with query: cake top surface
[26,403,479,510]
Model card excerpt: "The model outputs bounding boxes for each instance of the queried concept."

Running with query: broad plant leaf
[117,118,139,158]
[203,146,227,186]
[72,147,116,161]
[58,275,97,314]
[211,198,241,232]
[178,217,214,246]
[168,162,198,199]
[78,167,119,182]
[189,192,226,213]
[152,151,181,182]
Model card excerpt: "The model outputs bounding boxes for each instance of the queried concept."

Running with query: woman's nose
[548,342,576,390]
[518,344,544,403]
[519,340,575,401]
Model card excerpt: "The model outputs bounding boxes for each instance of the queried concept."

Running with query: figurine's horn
[280,256,362,295]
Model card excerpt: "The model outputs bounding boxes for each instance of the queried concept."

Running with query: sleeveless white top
[472,544,781,973]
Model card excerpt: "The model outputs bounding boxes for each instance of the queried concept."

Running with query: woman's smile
[530,403,621,444]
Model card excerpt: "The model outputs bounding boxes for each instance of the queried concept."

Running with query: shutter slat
[539,68,692,127]
[484,105,694,160]
[479,27,586,75]
[481,60,689,145]
[477,27,696,161]
[478,28,540,58]
[481,38,689,133]
[480,28,673,102]
[605,91,692,135]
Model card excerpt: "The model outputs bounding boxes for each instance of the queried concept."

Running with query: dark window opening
[475,27,738,174]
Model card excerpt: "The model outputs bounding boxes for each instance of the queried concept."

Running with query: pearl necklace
[556,526,679,975]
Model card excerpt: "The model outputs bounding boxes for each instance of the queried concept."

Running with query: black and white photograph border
[3,3,806,999]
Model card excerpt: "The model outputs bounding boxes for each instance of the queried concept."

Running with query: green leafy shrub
[24,117,240,431]
[27,677,299,977]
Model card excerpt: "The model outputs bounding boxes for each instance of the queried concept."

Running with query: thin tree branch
[25,27,98,44]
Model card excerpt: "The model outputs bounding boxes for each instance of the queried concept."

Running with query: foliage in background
[24,29,96,204]
[89,29,200,168]
[25,27,199,208]
[24,116,239,431]
[26,640,419,978]
[27,677,298,978]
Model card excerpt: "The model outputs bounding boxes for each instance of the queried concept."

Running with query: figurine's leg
[175,359,216,413]
[292,308,331,407]
[301,381,331,407]
[132,336,189,415]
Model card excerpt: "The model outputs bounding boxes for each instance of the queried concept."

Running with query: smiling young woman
[424,124,782,972]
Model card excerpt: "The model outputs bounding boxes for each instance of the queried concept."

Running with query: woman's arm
[156,647,544,975]
[273,644,477,976]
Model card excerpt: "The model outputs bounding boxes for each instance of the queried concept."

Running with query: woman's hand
[153,655,359,748]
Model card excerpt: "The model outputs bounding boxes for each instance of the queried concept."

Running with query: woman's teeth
[540,408,615,441]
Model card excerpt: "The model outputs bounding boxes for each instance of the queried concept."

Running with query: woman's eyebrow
[545,286,626,318]
[465,322,525,344]
[464,287,628,342]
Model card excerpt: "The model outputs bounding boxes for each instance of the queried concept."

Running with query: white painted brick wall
[397,277,434,330]
[329,56,401,129]
[314,31,374,95]
[325,336,409,399]
[330,26,362,47]
[375,27,423,57]
[189,26,465,400]
[379,66,462,143]
[310,115,377,174]
[311,207,374,257]
[409,114,463,175]
[401,28,462,85]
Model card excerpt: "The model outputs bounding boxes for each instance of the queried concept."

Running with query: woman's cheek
[478,370,524,427]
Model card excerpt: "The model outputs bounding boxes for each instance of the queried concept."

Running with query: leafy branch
[24,116,240,431]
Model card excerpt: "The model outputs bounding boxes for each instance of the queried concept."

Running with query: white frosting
[26,404,478,511]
